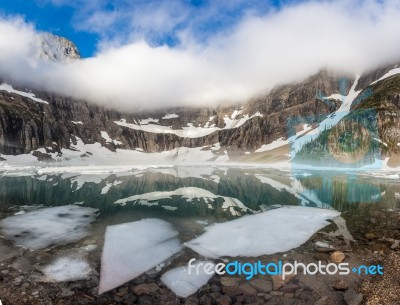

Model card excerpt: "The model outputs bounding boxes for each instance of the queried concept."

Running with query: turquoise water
[0,167,397,220]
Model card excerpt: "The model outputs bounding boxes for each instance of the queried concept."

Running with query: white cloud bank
[1,0,400,110]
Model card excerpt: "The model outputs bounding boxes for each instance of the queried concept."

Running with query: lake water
[0,166,398,217]
[0,165,398,249]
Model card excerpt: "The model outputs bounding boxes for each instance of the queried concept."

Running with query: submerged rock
[330,251,345,263]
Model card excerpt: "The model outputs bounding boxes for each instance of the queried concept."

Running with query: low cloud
[1,0,400,110]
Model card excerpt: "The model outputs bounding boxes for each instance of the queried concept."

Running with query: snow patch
[100,131,122,146]
[255,138,288,153]
[0,83,49,104]
[115,112,262,138]
[371,67,400,85]
[255,124,312,153]
[139,118,159,124]
[162,113,179,119]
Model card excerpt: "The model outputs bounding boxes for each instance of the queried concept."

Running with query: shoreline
[0,204,398,305]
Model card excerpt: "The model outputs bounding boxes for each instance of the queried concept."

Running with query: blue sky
[0,0,286,57]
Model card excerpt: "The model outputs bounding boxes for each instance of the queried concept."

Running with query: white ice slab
[186,206,340,258]
[99,218,182,294]
[0,205,98,250]
[161,261,215,298]
[41,256,93,282]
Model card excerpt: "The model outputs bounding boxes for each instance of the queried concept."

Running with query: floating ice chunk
[186,206,340,258]
[40,256,93,282]
[161,261,215,298]
[99,219,182,294]
[0,205,98,250]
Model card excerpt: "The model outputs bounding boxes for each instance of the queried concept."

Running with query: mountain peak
[38,33,80,63]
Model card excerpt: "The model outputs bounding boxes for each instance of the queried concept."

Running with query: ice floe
[40,256,93,282]
[161,261,215,298]
[186,206,340,258]
[99,219,182,294]
[0,205,98,250]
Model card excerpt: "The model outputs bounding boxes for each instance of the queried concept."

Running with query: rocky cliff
[0,34,399,166]
[0,69,344,158]
[38,33,80,63]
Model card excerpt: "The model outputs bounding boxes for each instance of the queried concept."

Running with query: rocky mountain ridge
[38,33,80,63]
[0,33,399,167]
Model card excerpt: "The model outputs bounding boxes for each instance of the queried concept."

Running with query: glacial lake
[0,166,398,218]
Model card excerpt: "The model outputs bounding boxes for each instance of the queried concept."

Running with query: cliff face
[0,33,399,164]
[293,70,400,167]
[38,33,80,63]
[352,74,400,153]
[0,69,344,157]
